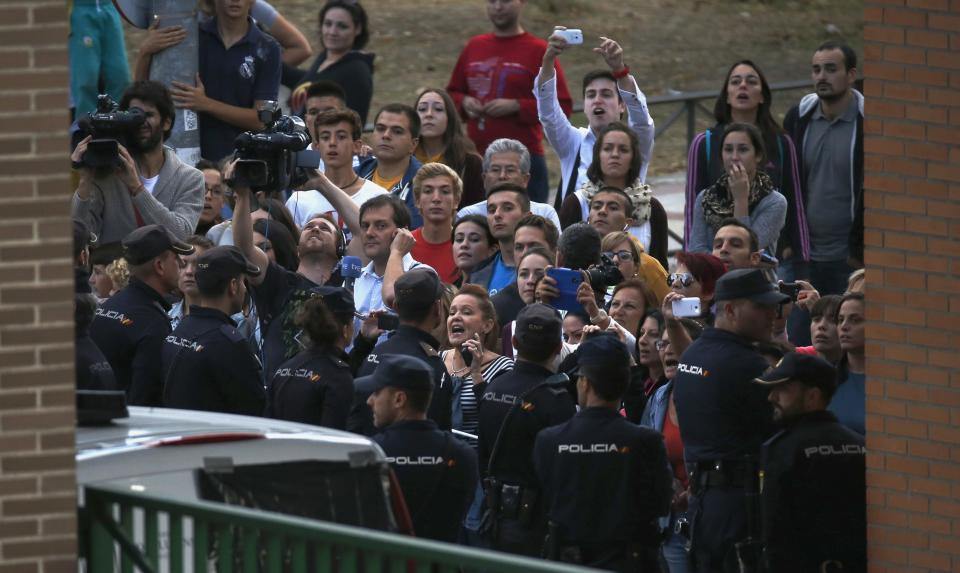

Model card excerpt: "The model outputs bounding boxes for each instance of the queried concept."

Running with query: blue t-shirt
[487,253,516,296]
[828,371,865,435]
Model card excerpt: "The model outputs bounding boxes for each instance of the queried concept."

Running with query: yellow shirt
[371,170,402,191]
[414,147,445,165]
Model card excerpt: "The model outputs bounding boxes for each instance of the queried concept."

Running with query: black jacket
[761,410,866,573]
[161,306,265,416]
[90,278,172,405]
[477,361,576,485]
[373,419,478,543]
[285,51,375,124]
[266,347,354,430]
[75,331,116,391]
[351,325,453,435]
[783,91,864,263]
[672,328,776,464]
[534,407,672,549]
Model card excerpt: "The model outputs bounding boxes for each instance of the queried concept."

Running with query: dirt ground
[124,0,863,181]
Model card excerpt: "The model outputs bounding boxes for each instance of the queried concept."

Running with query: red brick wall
[0,2,78,570]
[863,1,960,571]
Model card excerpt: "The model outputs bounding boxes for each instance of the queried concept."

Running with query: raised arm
[226,163,271,286]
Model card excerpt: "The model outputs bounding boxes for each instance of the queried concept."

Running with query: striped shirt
[441,352,514,447]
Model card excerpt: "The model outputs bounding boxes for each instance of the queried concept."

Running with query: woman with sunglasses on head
[640,318,705,573]
[559,122,669,268]
[685,60,807,271]
[414,89,485,208]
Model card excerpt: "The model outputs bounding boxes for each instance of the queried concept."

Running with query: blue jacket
[640,380,673,432]
[356,155,423,229]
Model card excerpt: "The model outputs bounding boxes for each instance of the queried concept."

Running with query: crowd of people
[69,1,867,571]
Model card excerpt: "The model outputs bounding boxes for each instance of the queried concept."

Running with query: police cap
[394,268,441,312]
[515,303,562,350]
[353,354,434,394]
[569,332,631,379]
[195,246,260,289]
[753,352,838,398]
[714,268,790,305]
[308,285,355,318]
[122,224,194,265]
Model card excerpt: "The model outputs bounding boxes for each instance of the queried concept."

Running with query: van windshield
[197,460,395,531]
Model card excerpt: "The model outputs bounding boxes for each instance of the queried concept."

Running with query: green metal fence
[81,484,600,573]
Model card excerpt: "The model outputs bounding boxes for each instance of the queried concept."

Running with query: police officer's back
[351,270,453,435]
[671,269,789,572]
[266,287,355,430]
[753,353,866,573]
[535,333,671,572]
[477,304,576,556]
[161,246,265,416]
[75,271,116,391]
[90,225,195,405]
[358,355,478,543]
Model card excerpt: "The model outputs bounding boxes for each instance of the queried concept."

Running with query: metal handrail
[82,484,601,573]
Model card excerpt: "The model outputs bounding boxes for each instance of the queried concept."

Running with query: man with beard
[71,81,204,245]
[753,353,866,573]
[784,42,863,295]
[230,161,347,376]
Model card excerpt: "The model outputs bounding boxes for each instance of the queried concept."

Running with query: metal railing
[81,484,600,573]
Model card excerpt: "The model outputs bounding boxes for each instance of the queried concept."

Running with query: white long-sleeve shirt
[535,71,655,201]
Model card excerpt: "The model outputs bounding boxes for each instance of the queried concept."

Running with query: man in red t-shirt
[446,0,573,203]
[410,163,462,284]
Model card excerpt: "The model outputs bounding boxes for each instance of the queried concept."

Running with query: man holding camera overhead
[71,81,204,246]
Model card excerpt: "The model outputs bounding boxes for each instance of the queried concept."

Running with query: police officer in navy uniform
[358,354,479,543]
[477,303,576,557]
[266,286,356,430]
[161,246,266,416]
[351,270,453,435]
[671,268,789,572]
[535,332,672,572]
[753,353,866,573]
[75,270,117,391]
[91,225,194,405]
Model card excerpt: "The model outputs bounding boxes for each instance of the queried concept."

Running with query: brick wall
[863,1,960,572]
[0,2,78,571]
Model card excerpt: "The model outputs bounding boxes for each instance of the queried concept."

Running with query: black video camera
[229,102,321,193]
[584,252,624,292]
[73,94,146,169]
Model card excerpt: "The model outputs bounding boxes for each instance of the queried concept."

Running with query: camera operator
[71,81,204,245]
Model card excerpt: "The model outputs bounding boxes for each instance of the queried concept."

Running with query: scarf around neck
[700,170,774,230]
[583,179,654,225]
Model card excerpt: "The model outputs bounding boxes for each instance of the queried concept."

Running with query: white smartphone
[555,29,583,45]
[672,297,702,318]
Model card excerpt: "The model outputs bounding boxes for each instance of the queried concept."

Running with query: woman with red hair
[661,251,726,356]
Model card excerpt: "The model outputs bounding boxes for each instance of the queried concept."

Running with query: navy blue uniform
[75,332,116,391]
[161,306,265,416]
[477,361,576,556]
[351,325,453,435]
[761,411,866,573]
[90,278,172,405]
[373,420,479,543]
[672,327,776,572]
[266,347,354,430]
[534,407,672,571]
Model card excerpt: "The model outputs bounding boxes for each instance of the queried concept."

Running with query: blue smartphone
[546,267,583,312]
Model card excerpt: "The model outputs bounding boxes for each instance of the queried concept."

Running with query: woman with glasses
[600,231,671,303]
[641,318,705,573]
[664,251,726,322]
[559,122,669,268]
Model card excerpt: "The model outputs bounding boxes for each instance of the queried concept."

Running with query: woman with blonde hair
[600,231,670,303]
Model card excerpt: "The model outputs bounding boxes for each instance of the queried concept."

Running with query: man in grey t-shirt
[783,42,863,296]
